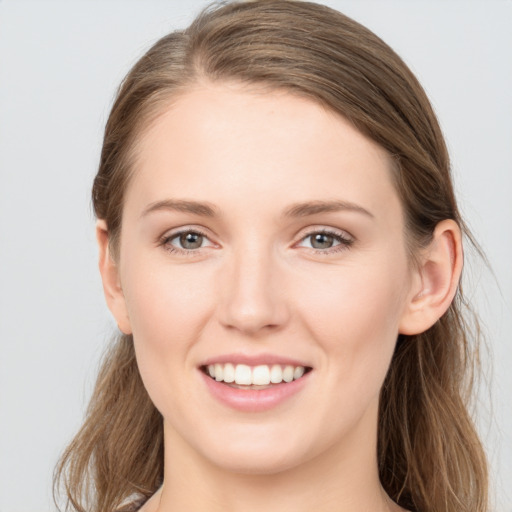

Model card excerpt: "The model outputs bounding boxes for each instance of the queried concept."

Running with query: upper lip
[199,353,312,368]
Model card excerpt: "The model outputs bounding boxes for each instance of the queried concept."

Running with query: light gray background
[0,1,510,510]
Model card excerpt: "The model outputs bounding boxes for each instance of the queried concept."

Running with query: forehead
[126,82,401,225]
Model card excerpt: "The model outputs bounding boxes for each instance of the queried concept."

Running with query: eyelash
[297,229,354,255]
[159,228,213,258]
[159,227,354,257]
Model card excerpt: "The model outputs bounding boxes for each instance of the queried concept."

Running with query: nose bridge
[218,236,289,335]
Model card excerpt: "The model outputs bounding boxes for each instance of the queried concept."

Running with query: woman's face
[115,83,415,474]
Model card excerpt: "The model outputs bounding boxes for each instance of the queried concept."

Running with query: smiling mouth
[201,363,313,389]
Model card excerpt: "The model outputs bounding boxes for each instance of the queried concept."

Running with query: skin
[97,82,462,512]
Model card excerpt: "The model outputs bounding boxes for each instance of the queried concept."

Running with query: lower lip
[200,370,311,413]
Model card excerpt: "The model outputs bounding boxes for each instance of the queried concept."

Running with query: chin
[194,425,318,476]
[207,447,306,476]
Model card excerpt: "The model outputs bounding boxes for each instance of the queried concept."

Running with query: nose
[217,243,290,336]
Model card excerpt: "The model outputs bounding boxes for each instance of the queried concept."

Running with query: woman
[54,1,488,511]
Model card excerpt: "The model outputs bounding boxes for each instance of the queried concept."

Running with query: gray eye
[310,233,336,249]
[179,232,204,249]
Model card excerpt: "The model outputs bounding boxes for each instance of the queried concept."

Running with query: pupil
[312,233,333,249]
[180,232,203,249]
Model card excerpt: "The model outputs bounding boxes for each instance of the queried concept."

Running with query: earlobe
[96,220,132,334]
[399,219,463,335]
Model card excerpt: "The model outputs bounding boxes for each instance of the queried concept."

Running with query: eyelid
[295,225,354,243]
[293,226,355,254]
[158,225,355,256]
[159,226,217,255]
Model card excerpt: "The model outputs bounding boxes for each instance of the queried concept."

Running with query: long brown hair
[54,2,488,511]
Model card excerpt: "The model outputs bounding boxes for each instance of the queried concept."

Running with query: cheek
[120,257,217,409]
[297,257,408,384]
[123,259,214,347]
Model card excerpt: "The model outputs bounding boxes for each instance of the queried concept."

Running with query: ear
[399,219,463,335]
[96,220,132,334]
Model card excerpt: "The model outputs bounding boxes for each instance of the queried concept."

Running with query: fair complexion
[97,83,462,512]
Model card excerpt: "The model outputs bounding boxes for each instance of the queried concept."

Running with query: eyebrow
[141,198,374,219]
[282,199,374,219]
[141,199,219,218]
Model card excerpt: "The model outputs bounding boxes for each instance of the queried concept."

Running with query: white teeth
[234,364,252,385]
[293,366,305,379]
[223,363,235,383]
[207,363,308,385]
[214,363,224,382]
[270,364,283,383]
[252,365,271,385]
[283,365,294,383]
